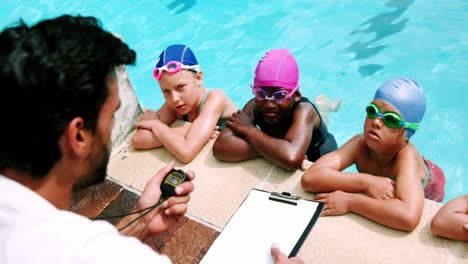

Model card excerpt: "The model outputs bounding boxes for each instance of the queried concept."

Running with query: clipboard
[200,188,324,264]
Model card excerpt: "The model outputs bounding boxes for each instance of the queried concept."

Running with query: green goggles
[365,103,419,131]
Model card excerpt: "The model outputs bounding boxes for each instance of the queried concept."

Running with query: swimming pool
[1,0,466,203]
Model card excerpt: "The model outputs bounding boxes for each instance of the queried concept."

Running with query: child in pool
[132,44,237,163]
[212,49,338,170]
[301,78,446,231]
[431,194,468,241]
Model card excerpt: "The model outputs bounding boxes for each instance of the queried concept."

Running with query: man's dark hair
[0,15,136,178]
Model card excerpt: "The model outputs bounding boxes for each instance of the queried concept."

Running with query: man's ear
[64,117,92,158]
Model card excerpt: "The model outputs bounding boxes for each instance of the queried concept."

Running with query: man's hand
[314,191,352,216]
[137,161,195,234]
[226,110,256,137]
[271,243,304,264]
[366,176,395,200]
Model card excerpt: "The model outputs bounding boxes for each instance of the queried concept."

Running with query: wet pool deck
[71,66,467,263]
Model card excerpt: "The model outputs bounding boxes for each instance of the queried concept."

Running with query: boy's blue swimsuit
[255,97,338,162]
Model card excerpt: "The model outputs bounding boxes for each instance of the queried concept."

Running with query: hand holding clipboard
[271,243,305,264]
[200,189,323,264]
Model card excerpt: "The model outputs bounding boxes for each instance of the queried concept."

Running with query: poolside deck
[105,132,467,264]
[77,66,467,263]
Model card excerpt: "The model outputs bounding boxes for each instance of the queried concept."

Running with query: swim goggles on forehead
[251,86,298,103]
[153,61,200,81]
[366,103,419,131]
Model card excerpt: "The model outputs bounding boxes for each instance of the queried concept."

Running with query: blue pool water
[1,0,467,203]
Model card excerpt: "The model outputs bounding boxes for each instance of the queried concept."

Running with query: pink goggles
[153,61,200,80]
[251,85,299,103]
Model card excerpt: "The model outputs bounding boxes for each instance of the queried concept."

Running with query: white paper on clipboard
[200,188,323,264]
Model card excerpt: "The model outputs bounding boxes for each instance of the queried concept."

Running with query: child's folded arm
[132,127,163,149]
[151,94,226,163]
[132,104,178,149]
[302,166,388,195]
[350,154,426,231]
[149,120,209,163]
[346,139,426,231]
[133,122,189,150]
[347,192,423,231]
[302,135,382,193]
[212,127,259,162]
[431,195,468,240]
[240,105,315,171]
[242,127,307,170]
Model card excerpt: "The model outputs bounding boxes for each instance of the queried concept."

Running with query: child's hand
[366,176,395,200]
[139,109,159,121]
[315,191,351,216]
[227,110,256,136]
[464,223,468,232]
[209,126,220,140]
[136,119,160,131]
[300,156,312,171]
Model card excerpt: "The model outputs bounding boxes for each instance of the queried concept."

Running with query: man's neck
[1,168,73,210]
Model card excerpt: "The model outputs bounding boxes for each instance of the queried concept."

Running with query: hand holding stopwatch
[160,169,188,198]
[92,168,188,231]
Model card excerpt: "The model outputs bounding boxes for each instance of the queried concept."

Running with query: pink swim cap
[253,49,299,90]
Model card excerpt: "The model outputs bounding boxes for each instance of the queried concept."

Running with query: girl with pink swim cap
[302,78,446,232]
[213,49,338,170]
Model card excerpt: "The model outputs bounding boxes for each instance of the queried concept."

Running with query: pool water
[1,0,467,203]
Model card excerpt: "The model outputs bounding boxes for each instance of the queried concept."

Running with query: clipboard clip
[269,192,300,206]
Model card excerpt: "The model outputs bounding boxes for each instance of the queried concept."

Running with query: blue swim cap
[155,44,198,68]
[373,77,426,138]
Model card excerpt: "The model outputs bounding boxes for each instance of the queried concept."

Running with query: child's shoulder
[294,97,325,120]
[339,134,367,154]
[207,88,227,97]
[203,88,237,114]
[348,134,367,146]
[205,88,232,103]
[399,141,420,154]
[294,97,315,109]
[341,134,370,158]
[396,142,422,162]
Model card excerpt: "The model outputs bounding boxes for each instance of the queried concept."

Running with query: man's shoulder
[1,210,170,264]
